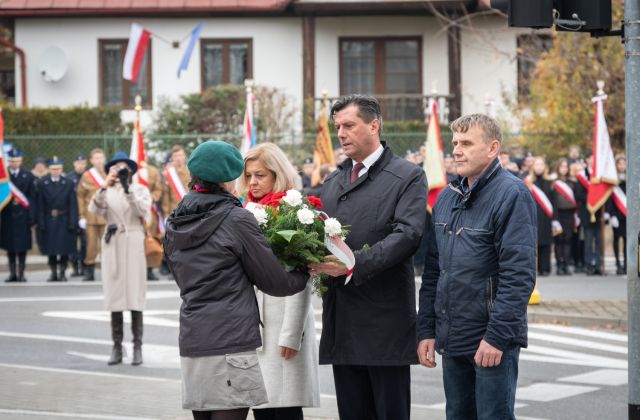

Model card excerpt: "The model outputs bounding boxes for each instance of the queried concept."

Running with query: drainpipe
[0,37,26,107]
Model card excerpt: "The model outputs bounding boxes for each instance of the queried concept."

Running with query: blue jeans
[442,346,520,420]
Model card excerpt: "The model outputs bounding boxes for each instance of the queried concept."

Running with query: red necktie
[351,162,365,184]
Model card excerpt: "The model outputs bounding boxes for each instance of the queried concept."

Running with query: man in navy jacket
[417,114,536,420]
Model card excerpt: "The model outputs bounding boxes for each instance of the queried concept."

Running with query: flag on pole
[586,93,617,221]
[0,111,12,211]
[240,88,256,156]
[123,23,151,82]
[129,112,149,188]
[177,22,204,78]
[424,100,447,212]
[311,99,336,187]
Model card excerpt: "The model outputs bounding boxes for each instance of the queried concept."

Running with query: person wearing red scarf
[239,143,319,420]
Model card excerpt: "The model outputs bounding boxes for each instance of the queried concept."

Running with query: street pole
[626,1,640,419]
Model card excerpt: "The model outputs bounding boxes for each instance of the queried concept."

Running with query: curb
[528,310,627,330]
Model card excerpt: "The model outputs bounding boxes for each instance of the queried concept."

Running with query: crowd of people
[0,93,628,420]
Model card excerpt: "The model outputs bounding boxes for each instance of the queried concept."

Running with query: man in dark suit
[36,157,78,282]
[66,154,88,277]
[0,148,36,282]
[310,95,427,420]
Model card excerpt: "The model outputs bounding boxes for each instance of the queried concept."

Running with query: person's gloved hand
[78,218,87,229]
[604,212,611,222]
[611,216,620,229]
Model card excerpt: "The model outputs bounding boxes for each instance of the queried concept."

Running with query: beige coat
[88,184,151,311]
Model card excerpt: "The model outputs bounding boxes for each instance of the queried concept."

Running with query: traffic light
[489,0,612,32]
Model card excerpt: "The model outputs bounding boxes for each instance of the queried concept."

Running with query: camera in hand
[117,166,131,193]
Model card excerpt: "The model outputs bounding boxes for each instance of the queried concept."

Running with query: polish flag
[129,113,148,188]
[587,93,617,221]
[123,23,151,82]
[423,100,447,212]
[240,89,256,157]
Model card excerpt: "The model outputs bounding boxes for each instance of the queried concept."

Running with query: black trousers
[332,365,411,420]
[71,229,87,265]
[252,407,302,420]
[613,226,627,268]
[537,245,551,273]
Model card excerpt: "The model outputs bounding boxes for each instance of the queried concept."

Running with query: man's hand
[309,255,348,277]
[474,339,503,367]
[417,339,437,368]
[280,346,299,360]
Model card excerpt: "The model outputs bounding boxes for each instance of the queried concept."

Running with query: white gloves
[611,216,620,229]
[604,212,611,222]
[574,214,581,228]
[552,220,563,236]
[78,218,87,229]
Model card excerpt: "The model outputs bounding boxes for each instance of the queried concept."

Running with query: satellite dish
[38,46,68,83]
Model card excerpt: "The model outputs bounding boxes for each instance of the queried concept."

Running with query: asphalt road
[0,274,629,420]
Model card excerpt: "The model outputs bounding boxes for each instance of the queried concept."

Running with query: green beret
[187,140,244,184]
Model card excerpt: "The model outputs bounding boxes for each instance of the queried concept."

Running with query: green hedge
[2,105,125,135]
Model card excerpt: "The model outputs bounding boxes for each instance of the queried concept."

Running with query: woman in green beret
[164,140,310,420]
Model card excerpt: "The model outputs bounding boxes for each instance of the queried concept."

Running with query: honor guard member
[144,162,164,280]
[67,154,88,277]
[31,157,48,179]
[0,148,36,282]
[36,157,79,282]
[160,145,189,276]
[77,148,107,281]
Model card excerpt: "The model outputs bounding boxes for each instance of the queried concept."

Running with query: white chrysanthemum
[324,218,342,237]
[250,207,269,226]
[297,208,315,225]
[282,189,303,207]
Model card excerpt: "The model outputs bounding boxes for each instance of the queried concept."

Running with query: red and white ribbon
[165,167,187,201]
[9,181,29,209]
[525,177,554,219]
[576,170,590,190]
[553,179,576,206]
[87,167,105,189]
[612,186,627,217]
[317,211,356,284]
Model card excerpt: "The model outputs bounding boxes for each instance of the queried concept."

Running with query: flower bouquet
[246,189,352,296]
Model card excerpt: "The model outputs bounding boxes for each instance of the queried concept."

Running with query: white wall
[15,17,303,129]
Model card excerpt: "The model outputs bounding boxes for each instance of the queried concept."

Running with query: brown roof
[0,0,292,16]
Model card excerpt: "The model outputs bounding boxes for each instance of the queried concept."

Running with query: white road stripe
[516,383,599,402]
[43,310,179,328]
[528,331,627,354]
[0,409,159,420]
[559,369,628,386]
[529,323,627,342]
[0,362,179,383]
[0,290,178,303]
[524,344,627,369]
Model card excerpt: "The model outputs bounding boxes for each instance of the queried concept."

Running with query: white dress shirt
[352,144,384,179]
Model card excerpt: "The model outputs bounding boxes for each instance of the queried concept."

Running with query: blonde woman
[239,143,319,420]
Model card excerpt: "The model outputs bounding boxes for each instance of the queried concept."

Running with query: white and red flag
[123,23,151,82]
[612,186,627,217]
[129,113,149,188]
[423,100,447,212]
[240,88,256,157]
[587,93,618,221]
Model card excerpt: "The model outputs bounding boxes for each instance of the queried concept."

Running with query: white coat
[88,183,151,311]
[255,283,320,408]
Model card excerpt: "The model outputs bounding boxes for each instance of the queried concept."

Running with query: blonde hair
[238,143,297,194]
[529,156,550,181]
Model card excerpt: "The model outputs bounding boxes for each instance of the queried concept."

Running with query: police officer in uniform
[0,149,36,282]
[36,157,78,282]
[66,154,88,277]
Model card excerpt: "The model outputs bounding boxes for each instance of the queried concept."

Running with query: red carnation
[307,196,323,209]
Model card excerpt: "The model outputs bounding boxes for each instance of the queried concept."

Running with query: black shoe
[83,265,95,281]
[132,346,143,366]
[71,262,82,277]
[4,275,18,283]
[107,345,123,365]
[58,271,68,282]
[147,268,159,281]
[616,266,625,275]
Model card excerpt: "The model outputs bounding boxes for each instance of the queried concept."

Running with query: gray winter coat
[164,190,309,358]
[319,145,427,365]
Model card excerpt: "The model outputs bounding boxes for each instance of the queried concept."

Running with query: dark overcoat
[0,169,36,252]
[36,175,78,256]
[319,145,427,366]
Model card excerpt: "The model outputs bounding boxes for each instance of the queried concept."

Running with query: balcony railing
[314,93,454,124]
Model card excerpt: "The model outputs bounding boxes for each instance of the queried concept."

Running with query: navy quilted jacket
[417,158,536,356]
